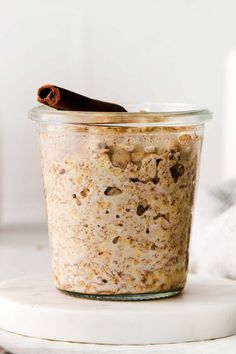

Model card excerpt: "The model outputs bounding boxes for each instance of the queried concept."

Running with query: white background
[1,0,236,224]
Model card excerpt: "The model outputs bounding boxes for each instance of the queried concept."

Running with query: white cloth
[190,180,236,279]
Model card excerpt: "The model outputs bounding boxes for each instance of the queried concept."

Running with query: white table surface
[0,223,50,353]
[0,223,50,282]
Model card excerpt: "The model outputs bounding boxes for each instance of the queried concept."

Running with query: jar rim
[29,103,212,127]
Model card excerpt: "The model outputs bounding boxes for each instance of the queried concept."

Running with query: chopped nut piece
[113,236,120,244]
[131,146,145,163]
[170,163,185,182]
[80,188,90,198]
[110,147,130,169]
[137,202,150,216]
[104,186,122,196]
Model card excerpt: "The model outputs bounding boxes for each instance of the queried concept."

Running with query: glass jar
[30,104,211,300]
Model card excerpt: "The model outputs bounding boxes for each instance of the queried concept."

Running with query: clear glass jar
[30,104,211,300]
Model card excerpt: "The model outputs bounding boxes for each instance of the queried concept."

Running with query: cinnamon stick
[37,84,127,112]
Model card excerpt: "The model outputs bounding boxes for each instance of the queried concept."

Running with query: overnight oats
[30,104,211,300]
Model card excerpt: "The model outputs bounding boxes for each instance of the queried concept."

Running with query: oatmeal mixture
[39,125,202,295]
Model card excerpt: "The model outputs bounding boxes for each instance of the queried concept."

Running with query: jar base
[58,288,183,301]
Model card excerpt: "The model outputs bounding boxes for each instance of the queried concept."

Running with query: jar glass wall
[30,104,211,300]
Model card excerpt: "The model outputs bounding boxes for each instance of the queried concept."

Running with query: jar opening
[29,103,212,127]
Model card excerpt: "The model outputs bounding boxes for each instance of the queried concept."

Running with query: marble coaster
[0,275,236,345]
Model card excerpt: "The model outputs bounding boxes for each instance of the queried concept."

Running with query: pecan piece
[110,147,130,169]
[112,236,120,244]
[104,186,122,196]
[170,163,185,182]
[137,201,150,216]
[80,188,89,198]
[131,146,145,164]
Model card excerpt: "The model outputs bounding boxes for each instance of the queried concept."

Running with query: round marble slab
[0,275,236,345]
[1,329,236,354]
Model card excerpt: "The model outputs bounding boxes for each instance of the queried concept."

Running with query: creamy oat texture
[39,124,202,295]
